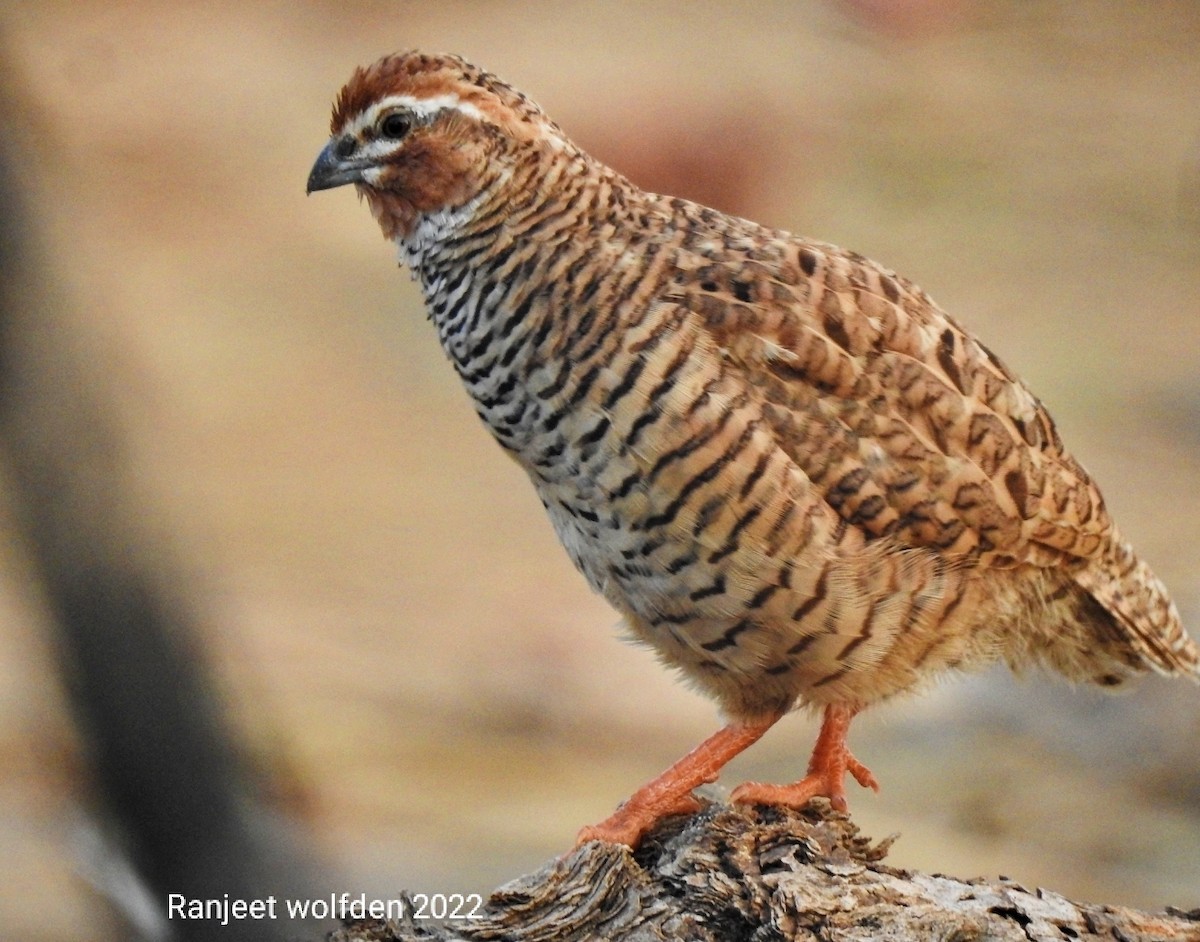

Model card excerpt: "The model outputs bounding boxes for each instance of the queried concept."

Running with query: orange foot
[576,715,781,847]
[731,703,878,812]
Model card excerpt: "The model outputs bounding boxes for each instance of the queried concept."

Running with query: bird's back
[660,204,1199,687]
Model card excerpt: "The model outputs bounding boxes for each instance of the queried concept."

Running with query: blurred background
[2,2,1199,940]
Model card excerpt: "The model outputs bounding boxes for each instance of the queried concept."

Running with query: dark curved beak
[306,140,368,194]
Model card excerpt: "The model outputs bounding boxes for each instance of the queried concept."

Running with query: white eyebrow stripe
[346,93,485,135]
[381,93,485,120]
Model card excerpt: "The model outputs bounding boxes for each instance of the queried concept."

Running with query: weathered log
[331,801,1200,942]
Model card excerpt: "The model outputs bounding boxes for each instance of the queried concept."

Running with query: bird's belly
[485,332,1003,716]
[536,475,994,717]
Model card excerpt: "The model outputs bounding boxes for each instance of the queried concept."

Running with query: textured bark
[331,802,1200,942]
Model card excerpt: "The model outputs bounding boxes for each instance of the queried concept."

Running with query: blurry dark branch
[332,801,1200,942]
[0,88,320,941]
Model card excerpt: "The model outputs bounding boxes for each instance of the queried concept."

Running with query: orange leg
[731,703,878,812]
[577,714,782,847]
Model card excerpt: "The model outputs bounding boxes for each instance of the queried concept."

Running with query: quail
[307,51,1200,847]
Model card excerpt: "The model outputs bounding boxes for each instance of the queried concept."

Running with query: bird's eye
[380,113,412,139]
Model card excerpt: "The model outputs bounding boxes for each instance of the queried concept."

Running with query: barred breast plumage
[308,50,1199,847]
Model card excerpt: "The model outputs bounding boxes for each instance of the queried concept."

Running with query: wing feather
[669,234,1111,569]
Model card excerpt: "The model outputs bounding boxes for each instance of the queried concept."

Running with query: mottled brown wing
[669,233,1112,569]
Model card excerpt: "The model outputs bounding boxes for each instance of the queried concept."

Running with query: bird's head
[307,51,570,241]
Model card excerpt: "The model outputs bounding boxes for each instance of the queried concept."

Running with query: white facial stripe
[378,93,485,121]
[359,137,401,162]
[342,93,485,138]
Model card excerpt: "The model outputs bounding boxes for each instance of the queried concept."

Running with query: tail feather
[1073,535,1200,681]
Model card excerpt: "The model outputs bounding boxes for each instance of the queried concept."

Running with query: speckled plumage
[308,51,1199,846]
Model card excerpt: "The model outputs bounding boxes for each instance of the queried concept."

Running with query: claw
[731,704,876,812]
[576,791,703,846]
[576,716,780,847]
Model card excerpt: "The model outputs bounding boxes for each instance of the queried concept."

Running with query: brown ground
[2,3,1199,940]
